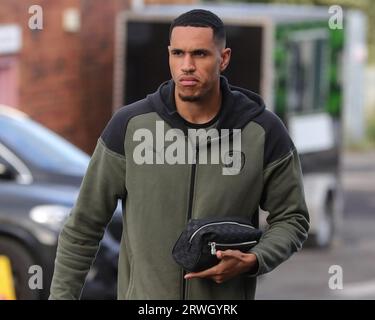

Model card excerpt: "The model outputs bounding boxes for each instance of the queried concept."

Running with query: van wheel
[0,237,40,300]
[306,196,334,248]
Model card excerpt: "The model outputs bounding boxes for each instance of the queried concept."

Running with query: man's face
[168,26,231,102]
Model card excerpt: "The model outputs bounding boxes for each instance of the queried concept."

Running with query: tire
[0,236,40,300]
[306,195,335,248]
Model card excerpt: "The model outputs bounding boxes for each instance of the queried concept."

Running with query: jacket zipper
[189,221,255,243]
[208,240,258,255]
[182,143,199,300]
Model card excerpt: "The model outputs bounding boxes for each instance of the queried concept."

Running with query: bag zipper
[208,240,258,255]
[189,221,255,243]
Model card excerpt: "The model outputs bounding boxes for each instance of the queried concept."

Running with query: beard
[178,92,202,102]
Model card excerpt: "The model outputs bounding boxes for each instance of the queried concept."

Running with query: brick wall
[0,0,196,154]
[1,0,84,148]
[0,0,129,153]
[79,0,129,153]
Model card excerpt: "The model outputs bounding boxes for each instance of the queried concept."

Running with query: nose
[181,54,195,73]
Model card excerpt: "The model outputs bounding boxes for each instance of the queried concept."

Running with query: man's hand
[184,250,258,284]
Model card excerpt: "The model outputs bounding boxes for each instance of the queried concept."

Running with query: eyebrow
[170,48,212,54]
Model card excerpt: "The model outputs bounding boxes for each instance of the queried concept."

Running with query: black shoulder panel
[252,110,295,168]
[101,99,154,156]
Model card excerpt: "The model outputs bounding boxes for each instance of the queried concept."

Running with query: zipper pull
[209,242,216,255]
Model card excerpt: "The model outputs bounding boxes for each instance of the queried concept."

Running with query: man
[50,9,309,300]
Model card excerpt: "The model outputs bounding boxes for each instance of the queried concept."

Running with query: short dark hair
[169,9,226,48]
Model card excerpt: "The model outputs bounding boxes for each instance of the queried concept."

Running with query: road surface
[256,151,375,300]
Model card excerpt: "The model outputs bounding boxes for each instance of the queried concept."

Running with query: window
[0,56,19,107]
[0,115,89,176]
[286,29,330,114]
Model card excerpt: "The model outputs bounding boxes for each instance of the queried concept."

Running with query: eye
[171,49,183,56]
[193,50,207,57]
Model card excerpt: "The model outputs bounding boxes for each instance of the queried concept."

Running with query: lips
[179,76,198,87]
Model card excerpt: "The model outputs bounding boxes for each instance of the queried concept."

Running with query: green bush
[366,112,375,144]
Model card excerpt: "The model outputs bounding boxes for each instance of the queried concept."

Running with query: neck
[175,81,222,124]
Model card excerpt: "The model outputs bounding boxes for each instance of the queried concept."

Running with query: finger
[184,265,217,280]
[216,249,236,259]
[216,250,224,259]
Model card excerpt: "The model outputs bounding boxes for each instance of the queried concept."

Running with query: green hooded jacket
[50,76,309,300]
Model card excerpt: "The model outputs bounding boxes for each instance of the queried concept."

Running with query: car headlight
[29,205,71,231]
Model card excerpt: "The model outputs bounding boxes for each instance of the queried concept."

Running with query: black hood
[146,76,266,134]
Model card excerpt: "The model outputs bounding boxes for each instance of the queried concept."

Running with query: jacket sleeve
[49,136,126,299]
[249,113,310,276]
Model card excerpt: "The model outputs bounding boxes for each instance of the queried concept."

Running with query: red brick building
[0,0,194,153]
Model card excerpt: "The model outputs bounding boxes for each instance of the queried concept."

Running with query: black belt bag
[172,217,262,272]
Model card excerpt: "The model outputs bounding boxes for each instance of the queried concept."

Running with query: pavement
[255,150,375,300]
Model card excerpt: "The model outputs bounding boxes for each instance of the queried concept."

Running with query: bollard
[0,255,16,300]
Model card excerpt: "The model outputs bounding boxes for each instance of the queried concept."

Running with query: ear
[220,48,231,72]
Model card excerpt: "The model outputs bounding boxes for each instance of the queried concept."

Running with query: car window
[0,115,89,175]
[0,154,17,181]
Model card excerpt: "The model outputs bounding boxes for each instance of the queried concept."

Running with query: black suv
[0,105,122,299]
